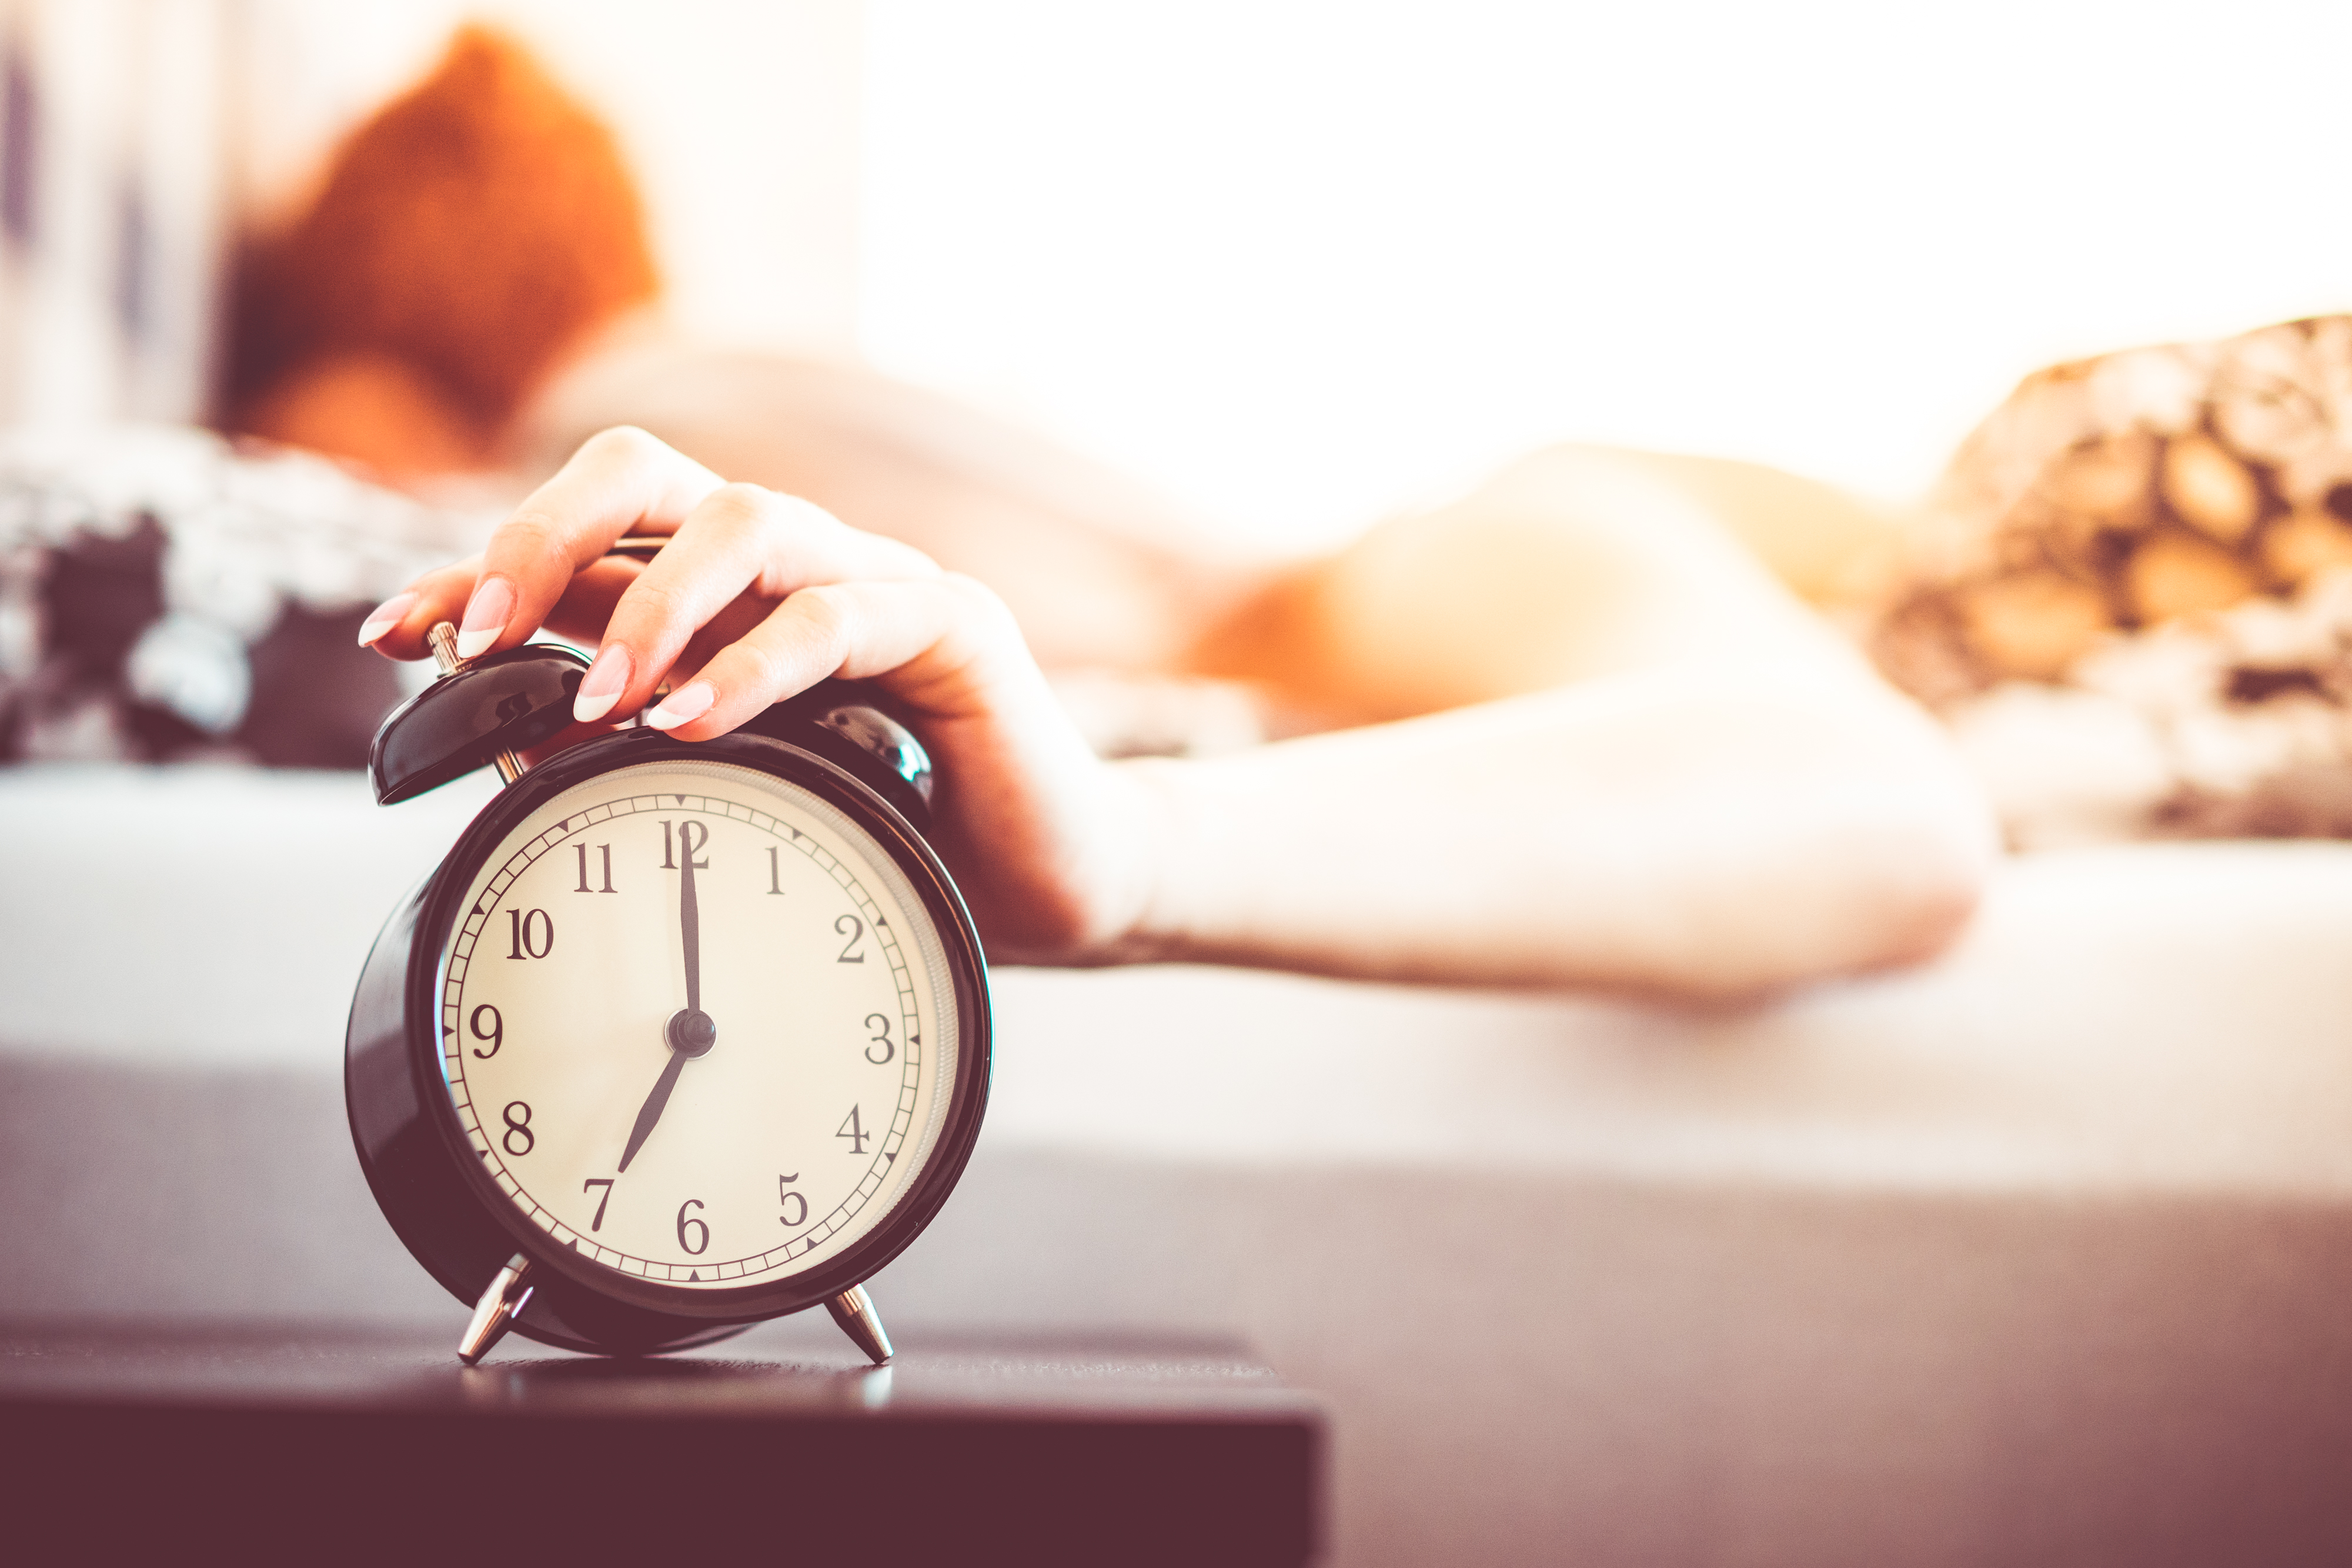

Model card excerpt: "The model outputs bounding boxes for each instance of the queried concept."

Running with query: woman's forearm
[1112,660,1996,998]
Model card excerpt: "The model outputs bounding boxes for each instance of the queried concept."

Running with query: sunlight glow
[862,1,2352,549]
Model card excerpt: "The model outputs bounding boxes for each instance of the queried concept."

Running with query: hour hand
[617,1046,689,1174]
[620,999,720,1173]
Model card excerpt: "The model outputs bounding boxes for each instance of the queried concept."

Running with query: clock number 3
[864,1013,894,1064]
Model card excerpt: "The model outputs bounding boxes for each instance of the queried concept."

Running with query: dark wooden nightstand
[0,1320,1323,1567]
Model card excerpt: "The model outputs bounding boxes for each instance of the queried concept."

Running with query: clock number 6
[469,1004,503,1059]
[676,1198,709,1256]
[500,1101,534,1156]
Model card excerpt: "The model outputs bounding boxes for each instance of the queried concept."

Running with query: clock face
[433,757,962,1296]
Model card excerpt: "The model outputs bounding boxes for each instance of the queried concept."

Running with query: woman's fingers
[463,427,727,658]
[579,483,941,724]
[357,557,485,660]
[641,574,1023,742]
[356,427,725,663]
[360,426,963,740]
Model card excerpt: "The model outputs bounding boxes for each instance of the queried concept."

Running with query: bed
[7,761,2352,1566]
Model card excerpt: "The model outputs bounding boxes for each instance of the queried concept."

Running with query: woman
[357,413,1993,999]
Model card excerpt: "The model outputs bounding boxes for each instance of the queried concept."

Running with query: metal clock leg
[827,1285,894,1364]
[457,1254,536,1365]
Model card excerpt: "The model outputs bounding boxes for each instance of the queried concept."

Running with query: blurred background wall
[0,0,225,424]
[6,0,2352,554]
[0,0,859,427]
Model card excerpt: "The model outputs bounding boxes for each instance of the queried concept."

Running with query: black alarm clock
[346,589,991,1367]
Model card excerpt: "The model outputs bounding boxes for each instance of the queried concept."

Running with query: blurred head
[227,25,658,478]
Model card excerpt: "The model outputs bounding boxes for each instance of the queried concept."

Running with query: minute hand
[679,820,703,1014]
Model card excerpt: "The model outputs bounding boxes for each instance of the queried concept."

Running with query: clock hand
[617,1043,689,1174]
[620,820,717,1174]
[619,998,720,1172]
[679,819,703,1016]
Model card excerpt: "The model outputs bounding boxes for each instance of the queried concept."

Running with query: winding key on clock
[428,620,527,785]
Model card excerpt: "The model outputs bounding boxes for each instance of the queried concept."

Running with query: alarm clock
[346,595,991,1368]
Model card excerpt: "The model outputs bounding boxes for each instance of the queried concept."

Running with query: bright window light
[863,1,2352,551]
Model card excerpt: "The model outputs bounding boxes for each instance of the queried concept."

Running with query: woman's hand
[357,426,1159,964]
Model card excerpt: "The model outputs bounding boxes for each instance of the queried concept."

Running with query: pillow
[0,425,485,768]
[1873,317,2352,844]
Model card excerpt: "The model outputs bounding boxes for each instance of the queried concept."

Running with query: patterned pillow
[1873,317,2352,844]
[0,426,487,768]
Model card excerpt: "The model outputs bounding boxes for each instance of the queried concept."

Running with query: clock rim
[401,723,992,1332]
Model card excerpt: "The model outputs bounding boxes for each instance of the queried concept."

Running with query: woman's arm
[1148,442,1994,994]
[360,427,1992,998]
[1114,660,1992,996]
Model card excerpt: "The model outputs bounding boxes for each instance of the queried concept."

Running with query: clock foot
[457,1253,535,1365]
[827,1285,894,1365]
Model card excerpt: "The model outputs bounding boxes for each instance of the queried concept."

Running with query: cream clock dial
[348,628,992,1366]
[441,760,959,1290]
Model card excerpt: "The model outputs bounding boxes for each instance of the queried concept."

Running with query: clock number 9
[500,1101,534,1156]
[469,1005,503,1059]
[864,1013,894,1064]
[777,1174,807,1228]
[676,1198,709,1256]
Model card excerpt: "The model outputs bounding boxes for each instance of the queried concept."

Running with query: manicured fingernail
[356,592,417,647]
[455,576,515,660]
[573,644,632,724]
[644,681,714,731]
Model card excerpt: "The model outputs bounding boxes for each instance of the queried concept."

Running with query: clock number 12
[661,821,709,871]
